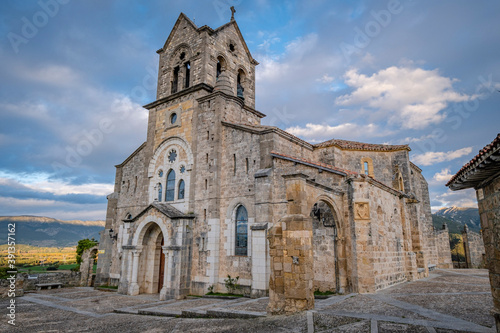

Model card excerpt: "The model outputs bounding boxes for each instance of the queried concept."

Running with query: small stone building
[95,12,451,305]
[462,225,486,269]
[447,133,500,332]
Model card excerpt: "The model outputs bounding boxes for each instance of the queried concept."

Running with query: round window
[168,150,177,163]
[170,113,177,124]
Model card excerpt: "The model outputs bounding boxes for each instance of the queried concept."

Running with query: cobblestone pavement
[0,269,495,332]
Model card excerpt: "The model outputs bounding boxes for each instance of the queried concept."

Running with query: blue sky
[1,0,499,220]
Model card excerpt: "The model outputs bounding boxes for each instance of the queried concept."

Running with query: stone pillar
[476,182,500,332]
[118,247,131,294]
[159,246,170,300]
[128,246,142,296]
[268,173,314,315]
[462,225,472,268]
[251,223,268,298]
[267,215,314,315]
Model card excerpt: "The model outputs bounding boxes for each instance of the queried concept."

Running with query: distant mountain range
[432,207,481,234]
[0,216,105,247]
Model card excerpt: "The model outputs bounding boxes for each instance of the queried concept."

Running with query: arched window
[171,66,179,94]
[184,62,190,88]
[157,183,162,202]
[166,169,175,201]
[216,56,226,81]
[237,70,245,99]
[235,205,248,256]
[178,179,185,200]
[216,61,222,80]
[361,157,374,177]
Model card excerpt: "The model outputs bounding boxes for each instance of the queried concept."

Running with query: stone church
[95,12,451,306]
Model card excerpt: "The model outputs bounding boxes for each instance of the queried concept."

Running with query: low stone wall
[0,271,81,298]
[462,227,486,268]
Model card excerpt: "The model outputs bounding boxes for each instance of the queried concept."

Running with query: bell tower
[154,12,259,109]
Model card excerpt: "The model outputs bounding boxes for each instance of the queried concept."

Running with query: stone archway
[80,246,98,287]
[310,201,340,294]
[137,222,165,294]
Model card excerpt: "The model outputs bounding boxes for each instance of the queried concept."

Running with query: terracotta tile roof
[270,151,358,176]
[313,138,410,152]
[446,133,500,188]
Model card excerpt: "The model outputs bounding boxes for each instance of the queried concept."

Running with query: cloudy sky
[1,0,499,220]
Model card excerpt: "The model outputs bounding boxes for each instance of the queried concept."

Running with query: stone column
[159,246,170,300]
[251,223,268,298]
[128,246,142,296]
[267,215,314,315]
[118,247,130,294]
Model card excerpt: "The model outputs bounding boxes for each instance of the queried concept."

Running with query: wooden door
[158,237,165,293]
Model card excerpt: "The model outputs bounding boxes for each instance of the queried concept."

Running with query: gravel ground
[0,269,495,332]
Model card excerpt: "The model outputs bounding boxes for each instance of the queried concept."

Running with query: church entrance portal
[311,201,340,293]
[138,223,165,294]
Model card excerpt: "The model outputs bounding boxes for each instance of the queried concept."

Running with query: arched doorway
[137,223,165,294]
[310,201,341,293]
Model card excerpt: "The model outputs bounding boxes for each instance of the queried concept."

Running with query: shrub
[224,275,240,294]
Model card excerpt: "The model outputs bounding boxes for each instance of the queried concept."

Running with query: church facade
[95,13,451,301]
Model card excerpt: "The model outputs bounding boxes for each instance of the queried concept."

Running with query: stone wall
[476,176,500,329]
[0,272,81,298]
[462,226,486,268]
[435,224,453,268]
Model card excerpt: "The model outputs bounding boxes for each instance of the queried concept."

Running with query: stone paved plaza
[1,269,495,332]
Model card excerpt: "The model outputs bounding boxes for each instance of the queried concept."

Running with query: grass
[16,263,96,273]
[314,290,337,296]
[205,292,245,297]
[98,285,118,289]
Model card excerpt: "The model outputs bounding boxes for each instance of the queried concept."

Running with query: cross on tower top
[230,6,236,21]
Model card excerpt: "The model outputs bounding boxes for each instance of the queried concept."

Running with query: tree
[74,238,98,270]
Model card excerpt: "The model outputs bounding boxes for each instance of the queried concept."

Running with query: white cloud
[17,64,82,87]
[286,123,386,141]
[433,168,453,182]
[412,147,472,166]
[0,197,105,221]
[433,188,477,210]
[336,66,473,129]
[0,171,113,196]
[316,74,335,83]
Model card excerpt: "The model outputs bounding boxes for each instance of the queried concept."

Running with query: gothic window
[180,165,185,173]
[157,183,163,202]
[216,61,222,80]
[166,169,175,201]
[235,205,248,256]
[178,179,185,199]
[237,70,245,99]
[171,66,179,94]
[158,169,164,177]
[216,56,226,81]
[184,62,190,88]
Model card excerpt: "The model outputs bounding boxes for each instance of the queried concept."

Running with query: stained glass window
[178,179,185,199]
[157,183,162,202]
[166,170,175,201]
[235,205,248,256]
[168,150,177,163]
